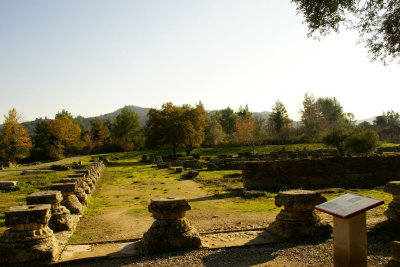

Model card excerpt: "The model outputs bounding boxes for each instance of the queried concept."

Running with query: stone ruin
[0,160,106,265]
[268,190,331,238]
[0,204,59,265]
[26,191,73,232]
[142,197,202,253]
[52,182,83,214]
[384,181,400,222]
[243,155,400,190]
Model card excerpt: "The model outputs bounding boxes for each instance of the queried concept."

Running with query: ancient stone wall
[0,160,106,265]
[242,155,400,191]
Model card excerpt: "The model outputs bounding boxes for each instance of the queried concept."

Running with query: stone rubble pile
[0,160,106,265]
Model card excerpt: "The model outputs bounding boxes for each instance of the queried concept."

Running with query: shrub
[344,130,379,155]
[322,130,348,155]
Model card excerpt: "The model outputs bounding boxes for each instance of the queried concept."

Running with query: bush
[322,130,348,155]
[343,130,379,155]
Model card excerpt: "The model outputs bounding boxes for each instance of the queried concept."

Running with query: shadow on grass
[107,162,145,167]
[188,196,218,202]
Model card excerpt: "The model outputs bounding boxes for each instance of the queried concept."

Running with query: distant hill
[356,116,376,125]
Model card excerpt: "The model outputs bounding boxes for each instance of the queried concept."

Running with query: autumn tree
[235,115,257,150]
[292,0,400,63]
[145,102,206,157]
[32,110,82,160]
[0,108,33,162]
[111,106,143,151]
[89,118,111,151]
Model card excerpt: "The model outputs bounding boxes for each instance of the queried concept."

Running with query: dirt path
[0,155,85,176]
[72,170,277,244]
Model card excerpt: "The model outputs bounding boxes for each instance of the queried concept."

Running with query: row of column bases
[2,172,400,265]
[0,161,106,265]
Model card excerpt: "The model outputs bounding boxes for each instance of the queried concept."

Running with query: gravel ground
[56,237,394,267]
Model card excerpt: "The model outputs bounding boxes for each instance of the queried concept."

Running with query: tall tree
[111,106,143,151]
[145,103,206,157]
[300,94,350,139]
[48,110,82,156]
[203,113,225,146]
[292,0,400,63]
[0,108,33,162]
[219,107,237,135]
[268,100,291,134]
[235,116,257,149]
[90,118,111,150]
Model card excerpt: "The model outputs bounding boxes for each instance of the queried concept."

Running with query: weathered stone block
[268,190,331,239]
[0,181,17,190]
[0,204,59,264]
[142,197,201,253]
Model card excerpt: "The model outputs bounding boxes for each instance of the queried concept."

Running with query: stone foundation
[142,197,201,253]
[0,204,59,264]
[26,191,73,231]
[243,156,400,190]
[268,190,332,238]
[384,181,400,222]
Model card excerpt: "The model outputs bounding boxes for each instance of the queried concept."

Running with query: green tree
[145,103,206,157]
[219,107,237,135]
[292,0,400,63]
[268,100,292,134]
[0,108,33,162]
[203,113,225,146]
[237,104,252,119]
[322,129,348,155]
[300,93,351,140]
[112,106,143,151]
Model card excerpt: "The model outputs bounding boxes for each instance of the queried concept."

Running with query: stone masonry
[384,181,400,222]
[268,190,332,238]
[142,197,202,253]
[0,204,58,264]
[26,191,73,231]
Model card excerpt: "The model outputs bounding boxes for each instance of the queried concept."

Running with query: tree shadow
[367,219,400,258]
[188,196,218,202]
[107,162,144,167]
[201,236,331,267]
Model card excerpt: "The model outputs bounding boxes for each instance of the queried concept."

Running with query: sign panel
[315,193,384,219]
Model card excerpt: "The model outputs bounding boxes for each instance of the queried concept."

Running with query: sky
[1,0,399,123]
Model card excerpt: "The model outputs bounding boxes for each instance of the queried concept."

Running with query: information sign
[315,193,384,219]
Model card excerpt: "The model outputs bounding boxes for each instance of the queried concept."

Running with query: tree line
[0,93,395,162]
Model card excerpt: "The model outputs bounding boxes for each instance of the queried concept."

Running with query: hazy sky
[1,0,399,123]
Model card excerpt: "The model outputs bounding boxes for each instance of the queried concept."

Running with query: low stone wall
[242,155,400,191]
